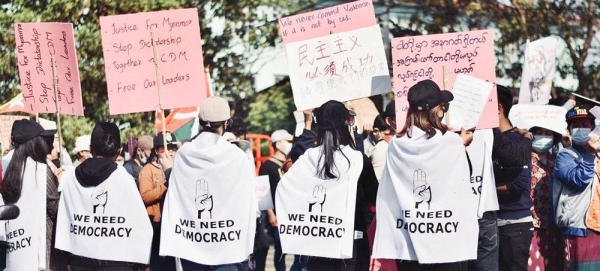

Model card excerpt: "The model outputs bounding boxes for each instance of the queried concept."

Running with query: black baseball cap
[154,132,177,148]
[11,119,56,145]
[407,80,454,111]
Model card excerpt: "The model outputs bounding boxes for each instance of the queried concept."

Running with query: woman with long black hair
[1,119,66,270]
[276,100,378,271]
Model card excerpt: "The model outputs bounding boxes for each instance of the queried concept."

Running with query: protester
[72,135,91,167]
[554,105,600,270]
[276,100,378,270]
[527,126,563,270]
[466,128,500,271]
[160,97,256,270]
[257,129,294,271]
[492,85,534,271]
[384,101,396,134]
[138,131,177,270]
[369,114,390,182]
[372,80,477,270]
[123,135,153,185]
[1,119,67,270]
[55,122,153,270]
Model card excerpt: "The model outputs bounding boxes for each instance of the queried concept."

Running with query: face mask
[116,161,124,166]
[532,135,554,153]
[283,143,292,156]
[572,128,591,146]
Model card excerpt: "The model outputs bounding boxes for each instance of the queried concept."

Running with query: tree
[405,0,599,98]
[247,78,296,134]
[0,0,305,148]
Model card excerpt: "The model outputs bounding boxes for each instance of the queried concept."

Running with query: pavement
[265,245,295,271]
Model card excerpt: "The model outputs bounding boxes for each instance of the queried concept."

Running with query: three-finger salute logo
[307,185,327,212]
[91,184,108,214]
[413,169,432,210]
[196,180,213,219]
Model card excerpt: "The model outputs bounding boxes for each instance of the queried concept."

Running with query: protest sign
[0,115,28,151]
[508,104,567,135]
[280,0,391,111]
[590,106,600,120]
[255,176,274,211]
[518,36,559,104]
[392,29,498,130]
[100,8,207,115]
[14,23,83,115]
[446,74,495,129]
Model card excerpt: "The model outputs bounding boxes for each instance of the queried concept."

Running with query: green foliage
[406,0,600,98]
[247,79,296,134]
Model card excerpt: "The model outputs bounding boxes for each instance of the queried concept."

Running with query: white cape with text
[55,166,152,264]
[160,133,257,265]
[276,146,363,259]
[373,128,479,263]
[4,158,47,270]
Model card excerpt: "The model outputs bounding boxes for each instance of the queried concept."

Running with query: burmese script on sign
[100,8,207,115]
[391,30,498,130]
[14,23,83,115]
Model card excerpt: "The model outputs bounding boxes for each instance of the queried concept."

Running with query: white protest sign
[509,104,567,134]
[518,36,559,104]
[446,74,494,129]
[255,176,274,211]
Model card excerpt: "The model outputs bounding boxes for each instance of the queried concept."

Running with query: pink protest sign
[14,23,84,115]
[279,0,376,43]
[100,8,207,115]
[392,30,498,130]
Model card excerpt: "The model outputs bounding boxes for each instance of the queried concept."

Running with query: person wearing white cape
[160,97,257,270]
[276,100,378,270]
[1,119,66,270]
[55,122,153,270]
[372,80,478,270]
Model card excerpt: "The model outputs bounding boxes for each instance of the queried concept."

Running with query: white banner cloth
[160,132,257,265]
[373,128,479,263]
[55,166,152,264]
[4,158,46,270]
[276,146,363,259]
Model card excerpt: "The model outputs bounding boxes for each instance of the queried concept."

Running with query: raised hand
[91,185,108,214]
[195,180,213,219]
[413,169,431,209]
[307,185,327,212]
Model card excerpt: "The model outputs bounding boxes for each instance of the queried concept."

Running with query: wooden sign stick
[150,28,168,149]
[51,55,64,167]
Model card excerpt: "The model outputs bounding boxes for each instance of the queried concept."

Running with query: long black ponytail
[314,101,355,180]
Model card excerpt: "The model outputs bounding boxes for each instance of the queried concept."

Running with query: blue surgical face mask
[572,128,591,146]
[532,135,554,153]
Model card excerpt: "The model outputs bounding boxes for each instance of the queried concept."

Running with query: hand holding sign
[413,169,431,210]
[307,185,326,212]
[196,180,213,219]
[91,185,108,214]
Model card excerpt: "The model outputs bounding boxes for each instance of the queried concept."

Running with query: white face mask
[532,135,554,153]
[116,161,124,166]
[278,142,292,156]
[572,128,591,146]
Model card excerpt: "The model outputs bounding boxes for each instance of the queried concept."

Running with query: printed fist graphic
[91,185,108,214]
[307,185,327,212]
[413,169,431,210]
[196,180,213,219]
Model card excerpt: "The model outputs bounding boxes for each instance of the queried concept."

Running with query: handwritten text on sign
[100,8,206,115]
[14,23,84,115]
[447,74,494,129]
[255,176,274,211]
[508,104,567,135]
[278,0,376,43]
[392,30,498,130]
[286,25,391,110]
[0,115,28,151]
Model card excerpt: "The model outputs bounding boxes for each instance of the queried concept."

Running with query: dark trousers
[181,259,244,271]
[70,266,136,271]
[498,222,533,271]
[395,260,468,271]
[469,217,499,271]
[306,238,369,271]
[150,221,176,271]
